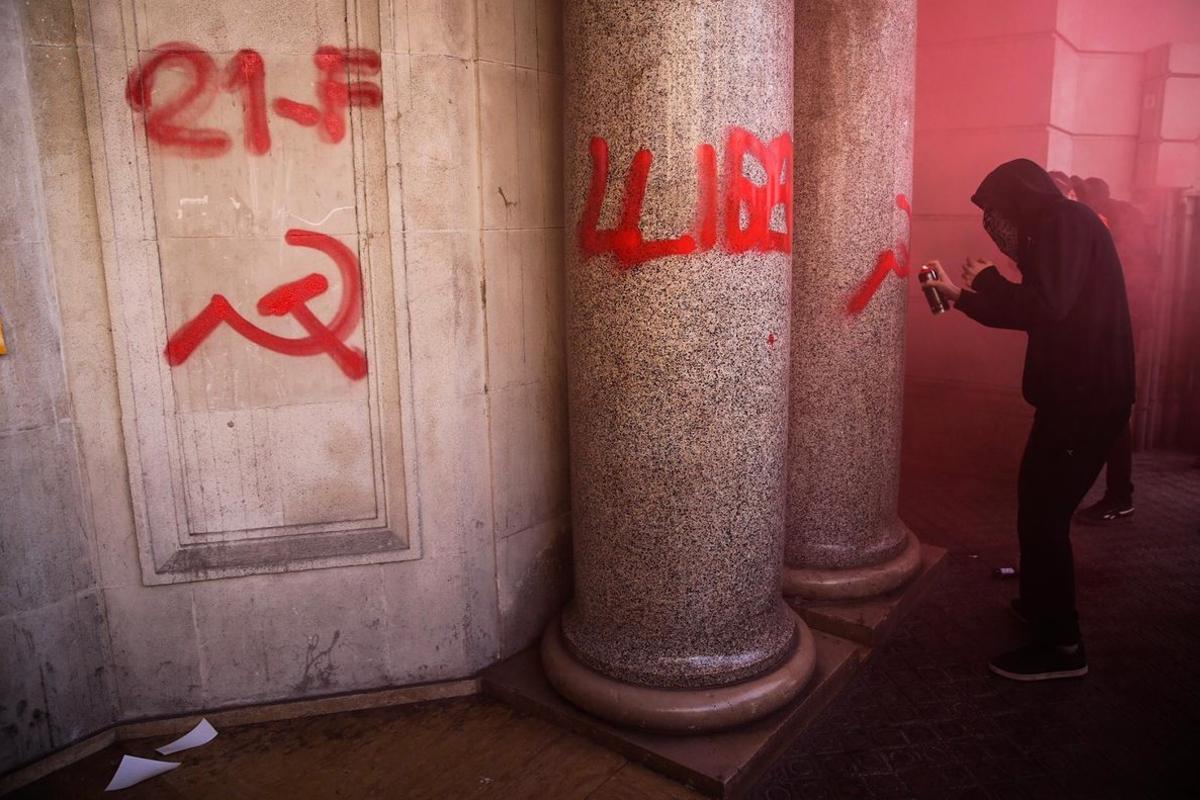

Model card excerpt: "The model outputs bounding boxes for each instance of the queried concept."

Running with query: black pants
[1104,423,1134,504]
[1018,405,1131,645]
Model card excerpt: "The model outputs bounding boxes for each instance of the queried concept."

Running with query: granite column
[784,0,923,600]
[542,0,816,732]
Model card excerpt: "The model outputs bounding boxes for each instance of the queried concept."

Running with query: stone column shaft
[543,0,815,732]
[785,0,923,599]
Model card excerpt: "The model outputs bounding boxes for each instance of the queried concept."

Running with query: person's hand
[920,259,962,303]
[962,257,994,288]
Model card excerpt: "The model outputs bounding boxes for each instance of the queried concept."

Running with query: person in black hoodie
[922,159,1135,681]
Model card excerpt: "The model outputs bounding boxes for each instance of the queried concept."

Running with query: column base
[540,608,817,734]
[783,528,923,601]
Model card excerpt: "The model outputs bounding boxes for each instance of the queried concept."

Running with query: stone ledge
[481,544,946,798]
[482,631,864,798]
[0,678,480,796]
[788,542,948,646]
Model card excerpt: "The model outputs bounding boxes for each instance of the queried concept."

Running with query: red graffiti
[127,44,382,156]
[272,48,383,144]
[125,42,232,158]
[165,229,367,379]
[725,129,793,254]
[225,49,271,155]
[579,138,696,267]
[696,143,718,251]
[580,128,793,269]
[846,193,913,315]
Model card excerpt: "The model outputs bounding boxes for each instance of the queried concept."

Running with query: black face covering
[983,208,1020,260]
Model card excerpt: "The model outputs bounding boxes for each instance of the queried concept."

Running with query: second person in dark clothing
[922,158,1135,681]
[1074,176,1146,523]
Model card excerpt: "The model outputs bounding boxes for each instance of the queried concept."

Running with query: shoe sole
[988,663,1088,681]
[1077,510,1134,526]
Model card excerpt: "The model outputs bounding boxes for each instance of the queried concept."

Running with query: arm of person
[919,258,1026,330]
[954,208,1092,330]
[954,266,1031,330]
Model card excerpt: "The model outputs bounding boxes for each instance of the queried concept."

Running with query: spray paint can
[918,264,948,315]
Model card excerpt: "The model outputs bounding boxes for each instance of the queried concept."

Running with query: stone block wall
[0,0,568,773]
[0,0,117,769]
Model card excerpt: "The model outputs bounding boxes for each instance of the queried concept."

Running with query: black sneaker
[1076,497,1134,524]
[1009,598,1029,624]
[989,642,1088,681]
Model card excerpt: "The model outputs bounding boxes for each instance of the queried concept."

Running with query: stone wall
[0,0,117,770]
[0,0,568,773]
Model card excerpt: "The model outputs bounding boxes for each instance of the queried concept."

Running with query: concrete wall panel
[471,0,568,654]
[0,0,116,772]
[0,423,94,616]
[916,35,1056,132]
[913,127,1052,216]
[24,592,115,746]
[102,583,204,718]
[497,515,570,657]
[1069,136,1138,199]
[407,0,475,59]
[191,568,390,707]
[139,0,353,53]
[0,242,68,434]
[0,614,55,768]
[1057,0,1200,52]
[917,0,1058,45]
[400,55,481,232]
[1142,76,1200,142]
[1073,53,1145,137]
[1145,42,1200,78]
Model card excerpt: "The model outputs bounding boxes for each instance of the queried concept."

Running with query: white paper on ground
[155,718,218,755]
[104,755,181,791]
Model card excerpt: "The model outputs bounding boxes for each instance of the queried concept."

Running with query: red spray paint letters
[224,49,271,155]
[272,47,382,144]
[724,129,793,254]
[127,43,382,156]
[125,42,233,158]
[846,193,913,315]
[164,229,368,380]
[579,128,793,268]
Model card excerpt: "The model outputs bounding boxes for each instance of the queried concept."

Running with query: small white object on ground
[104,755,180,791]
[155,718,218,755]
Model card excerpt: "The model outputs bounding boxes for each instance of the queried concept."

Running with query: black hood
[970,159,1064,228]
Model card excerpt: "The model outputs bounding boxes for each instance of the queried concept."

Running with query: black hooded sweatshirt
[954,159,1135,412]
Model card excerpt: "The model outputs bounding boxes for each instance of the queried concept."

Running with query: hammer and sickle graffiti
[164,229,367,379]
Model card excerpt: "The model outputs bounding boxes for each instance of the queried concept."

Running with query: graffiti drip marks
[164,229,368,380]
[127,43,383,156]
[846,193,914,315]
[579,128,794,269]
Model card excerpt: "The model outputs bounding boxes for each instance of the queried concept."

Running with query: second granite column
[541,0,816,733]
[784,0,924,600]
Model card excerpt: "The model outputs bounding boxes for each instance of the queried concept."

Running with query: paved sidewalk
[751,451,1200,800]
